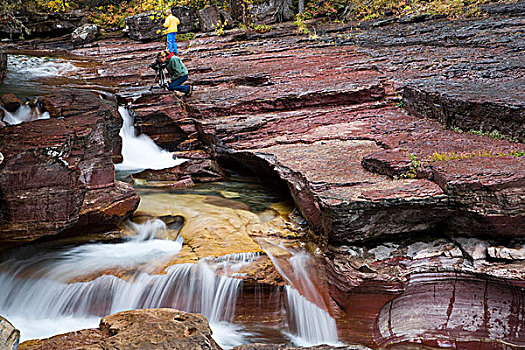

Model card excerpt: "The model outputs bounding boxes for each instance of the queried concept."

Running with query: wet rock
[375,273,525,348]
[0,89,138,249]
[8,11,525,348]
[58,11,524,248]
[135,192,263,263]
[131,91,188,151]
[403,79,525,143]
[0,94,22,113]
[480,2,525,16]
[19,308,221,350]
[71,23,98,45]
[0,315,19,350]
[406,239,462,260]
[326,235,525,346]
[135,158,226,183]
[69,181,140,233]
[125,12,163,42]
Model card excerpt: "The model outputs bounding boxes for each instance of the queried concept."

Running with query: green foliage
[213,18,228,35]
[253,23,272,33]
[177,32,196,41]
[298,0,506,22]
[429,149,525,162]
[399,153,420,179]
[0,0,32,39]
[294,13,310,34]
[89,2,139,28]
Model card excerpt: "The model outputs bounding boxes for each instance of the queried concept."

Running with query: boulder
[0,94,22,113]
[171,5,200,33]
[19,309,222,350]
[124,12,163,41]
[0,11,84,40]
[0,316,19,350]
[230,0,293,24]
[198,5,233,33]
[71,23,98,44]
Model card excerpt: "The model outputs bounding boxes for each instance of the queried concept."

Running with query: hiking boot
[185,85,193,97]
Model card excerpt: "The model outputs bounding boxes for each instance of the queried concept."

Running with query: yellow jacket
[163,14,180,34]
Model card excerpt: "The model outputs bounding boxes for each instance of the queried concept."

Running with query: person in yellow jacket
[163,8,180,54]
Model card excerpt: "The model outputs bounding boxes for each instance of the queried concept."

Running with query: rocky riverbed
[0,1,524,349]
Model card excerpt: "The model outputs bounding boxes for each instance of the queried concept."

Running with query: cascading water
[0,219,256,348]
[260,241,340,346]
[114,106,187,174]
[0,54,78,98]
[1,104,50,125]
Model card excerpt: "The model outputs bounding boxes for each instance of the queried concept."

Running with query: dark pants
[168,74,190,93]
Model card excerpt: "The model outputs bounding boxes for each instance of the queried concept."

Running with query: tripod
[152,67,169,90]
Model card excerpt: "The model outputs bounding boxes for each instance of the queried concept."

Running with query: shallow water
[0,182,340,349]
[0,54,78,98]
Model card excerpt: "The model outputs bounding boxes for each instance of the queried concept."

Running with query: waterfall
[285,286,340,346]
[1,104,50,125]
[114,106,187,173]
[260,241,340,346]
[0,222,256,348]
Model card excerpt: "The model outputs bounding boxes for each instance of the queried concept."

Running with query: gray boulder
[125,12,163,41]
[71,23,98,44]
[171,5,200,33]
[230,0,293,24]
[198,5,234,33]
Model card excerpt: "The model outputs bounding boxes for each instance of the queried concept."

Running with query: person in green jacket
[157,50,192,96]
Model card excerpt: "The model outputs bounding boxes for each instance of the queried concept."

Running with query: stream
[0,54,340,348]
[4,51,523,350]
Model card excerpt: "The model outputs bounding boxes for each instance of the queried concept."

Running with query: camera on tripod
[149,58,169,90]
[149,58,167,72]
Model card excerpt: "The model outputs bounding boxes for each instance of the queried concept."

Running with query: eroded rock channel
[0,3,524,349]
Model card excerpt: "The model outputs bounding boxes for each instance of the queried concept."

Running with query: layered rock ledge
[1,2,524,348]
[0,89,139,248]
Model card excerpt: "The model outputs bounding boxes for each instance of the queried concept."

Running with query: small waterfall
[285,286,340,347]
[0,222,257,348]
[114,106,187,174]
[1,104,50,125]
[260,242,340,346]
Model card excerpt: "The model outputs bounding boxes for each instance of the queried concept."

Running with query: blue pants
[168,74,190,93]
[167,32,178,53]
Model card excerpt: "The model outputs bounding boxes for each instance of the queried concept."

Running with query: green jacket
[166,56,188,81]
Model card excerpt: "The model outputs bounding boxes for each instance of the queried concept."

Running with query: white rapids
[114,106,187,173]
